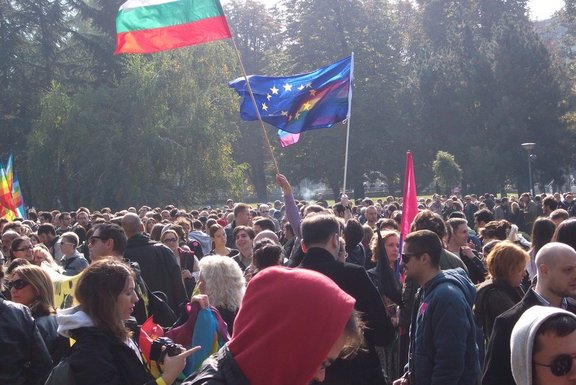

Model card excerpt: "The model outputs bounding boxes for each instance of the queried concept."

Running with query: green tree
[28,43,244,210]
[432,151,462,194]
[225,0,283,201]
[64,0,124,84]
[276,0,406,199]
[489,16,569,193]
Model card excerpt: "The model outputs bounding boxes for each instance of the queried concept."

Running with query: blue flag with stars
[228,56,352,135]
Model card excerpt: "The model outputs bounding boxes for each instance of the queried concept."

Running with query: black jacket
[0,299,52,385]
[300,247,394,385]
[482,289,576,385]
[128,260,177,328]
[474,278,524,342]
[224,222,237,249]
[36,313,70,365]
[183,346,250,385]
[124,233,187,313]
[68,327,155,385]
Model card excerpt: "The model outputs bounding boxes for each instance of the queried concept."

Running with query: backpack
[44,357,76,385]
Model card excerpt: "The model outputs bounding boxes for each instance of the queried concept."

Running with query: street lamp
[521,143,536,196]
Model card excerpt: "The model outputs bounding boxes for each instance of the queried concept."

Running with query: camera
[149,337,182,363]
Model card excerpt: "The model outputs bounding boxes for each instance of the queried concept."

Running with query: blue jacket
[409,268,480,385]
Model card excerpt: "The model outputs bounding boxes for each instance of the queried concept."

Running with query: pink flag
[278,130,301,147]
[400,151,418,238]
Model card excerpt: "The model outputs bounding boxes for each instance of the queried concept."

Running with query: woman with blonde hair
[197,255,246,335]
[31,245,63,273]
[474,241,528,341]
[8,264,65,362]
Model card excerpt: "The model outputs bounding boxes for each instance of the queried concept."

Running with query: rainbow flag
[115,0,232,54]
[5,154,13,192]
[12,174,26,219]
[0,155,26,220]
[0,162,16,221]
[228,56,352,145]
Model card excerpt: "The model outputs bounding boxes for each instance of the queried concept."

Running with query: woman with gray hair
[197,255,246,335]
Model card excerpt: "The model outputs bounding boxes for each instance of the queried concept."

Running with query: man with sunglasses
[88,223,176,327]
[394,229,480,385]
[60,231,88,276]
[511,306,576,385]
[483,242,576,385]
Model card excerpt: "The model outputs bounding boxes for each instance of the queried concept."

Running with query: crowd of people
[2,175,576,385]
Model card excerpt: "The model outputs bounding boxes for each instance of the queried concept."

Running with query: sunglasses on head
[6,279,30,291]
[535,354,576,376]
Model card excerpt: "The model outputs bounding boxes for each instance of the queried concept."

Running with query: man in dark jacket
[482,242,576,385]
[224,203,252,248]
[399,210,470,369]
[395,230,480,385]
[300,213,394,385]
[122,213,187,313]
[89,223,176,327]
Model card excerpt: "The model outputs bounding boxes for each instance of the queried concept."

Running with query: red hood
[229,266,355,385]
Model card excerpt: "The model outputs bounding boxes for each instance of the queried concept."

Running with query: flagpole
[342,52,354,194]
[227,35,280,175]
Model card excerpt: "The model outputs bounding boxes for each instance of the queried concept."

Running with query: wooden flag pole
[228,35,280,175]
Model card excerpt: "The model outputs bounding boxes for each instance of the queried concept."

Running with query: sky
[529,0,564,20]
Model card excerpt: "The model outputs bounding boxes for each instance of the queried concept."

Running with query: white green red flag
[115,0,232,54]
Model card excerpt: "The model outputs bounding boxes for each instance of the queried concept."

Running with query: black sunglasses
[535,354,576,376]
[15,245,33,252]
[6,279,30,291]
[401,252,422,264]
[88,236,106,245]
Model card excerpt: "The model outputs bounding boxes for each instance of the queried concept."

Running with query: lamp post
[521,143,536,196]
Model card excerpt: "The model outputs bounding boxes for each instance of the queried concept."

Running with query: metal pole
[342,52,354,195]
[528,155,534,196]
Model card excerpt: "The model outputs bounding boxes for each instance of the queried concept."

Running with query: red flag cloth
[400,151,418,238]
[115,0,232,54]
[138,316,165,377]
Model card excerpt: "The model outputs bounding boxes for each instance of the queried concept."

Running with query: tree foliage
[433,151,463,193]
[0,0,571,210]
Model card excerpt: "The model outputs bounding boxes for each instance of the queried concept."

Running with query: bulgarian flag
[115,0,232,54]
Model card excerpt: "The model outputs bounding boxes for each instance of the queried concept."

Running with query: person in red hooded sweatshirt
[182,266,364,385]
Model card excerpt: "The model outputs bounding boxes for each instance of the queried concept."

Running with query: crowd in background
[3,176,576,385]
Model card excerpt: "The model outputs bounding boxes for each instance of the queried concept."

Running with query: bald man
[483,242,576,385]
[122,213,186,313]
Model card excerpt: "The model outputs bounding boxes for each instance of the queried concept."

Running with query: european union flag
[228,56,352,135]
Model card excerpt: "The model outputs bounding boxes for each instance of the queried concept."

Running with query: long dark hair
[531,217,556,254]
[552,218,576,250]
[75,259,134,340]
